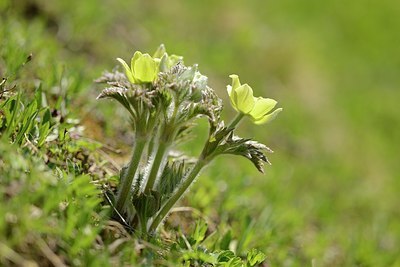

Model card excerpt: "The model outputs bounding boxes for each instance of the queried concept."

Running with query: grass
[1,0,400,266]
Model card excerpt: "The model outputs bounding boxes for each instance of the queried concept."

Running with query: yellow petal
[226,85,238,111]
[133,53,157,83]
[130,51,142,77]
[116,57,135,83]
[253,108,283,125]
[233,84,255,114]
[229,74,241,90]
[249,97,277,120]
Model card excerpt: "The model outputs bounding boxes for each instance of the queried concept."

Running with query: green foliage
[2,0,400,266]
[0,142,107,266]
[246,249,266,267]
[165,219,266,266]
[1,87,50,146]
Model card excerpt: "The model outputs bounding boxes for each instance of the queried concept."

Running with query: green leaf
[37,121,51,147]
[220,230,232,250]
[132,190,162,219]
[246,248,266,266]
[5,94,21,136]
[181,250,217,265]
[14,100,38,145]
[192,219,208,246]
[217,250,235,263]
[42,108,51,125]
[157,160,187,196]
[223,257,243,267]
[96,87,135,118]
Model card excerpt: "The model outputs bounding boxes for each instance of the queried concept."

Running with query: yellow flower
[227,74,282,124]
[117,51,158,84]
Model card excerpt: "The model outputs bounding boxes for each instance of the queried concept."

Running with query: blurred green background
[2,0,400,265]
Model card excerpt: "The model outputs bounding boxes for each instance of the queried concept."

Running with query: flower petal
[229,74,241,90]
[131,51,143,71]
[227,85,232,97]
[234,84,255,114]
[116,57,135,83]
[133,53,157,83]
[153,44,166,58]
[168,54,183,67]
[249,97,277,120]
[227,85,238,111]
[253,108,283,125]
[158,53,169,72]
[130,51,142,77]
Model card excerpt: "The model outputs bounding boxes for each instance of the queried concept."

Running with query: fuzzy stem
[149,159,207,232]
[227,113,245,129]
[115,139,146,212]
[138,214,148,238]
[144,142,169,193]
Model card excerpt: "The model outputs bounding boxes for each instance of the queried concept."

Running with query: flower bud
[153,44,166,58]
[153,44,183,72]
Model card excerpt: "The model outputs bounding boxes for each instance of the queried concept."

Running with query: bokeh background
[3,0,400,265]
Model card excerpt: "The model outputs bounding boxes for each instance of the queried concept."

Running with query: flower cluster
[96,45,282,235]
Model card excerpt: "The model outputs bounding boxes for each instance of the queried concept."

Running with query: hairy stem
[227,113,245,129]
[149,159,207,232]
[144,141,169,193]
[115,139,146,212]
[139,214,148,238]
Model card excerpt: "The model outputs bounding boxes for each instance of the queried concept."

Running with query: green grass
[1,0,400,266]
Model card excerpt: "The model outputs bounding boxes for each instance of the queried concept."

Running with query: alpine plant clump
[96,44,282,236]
